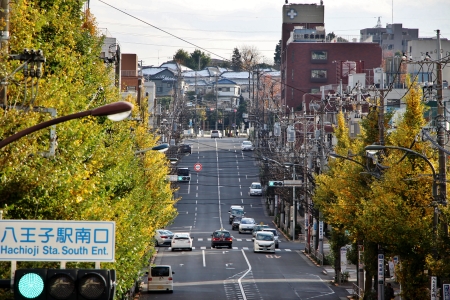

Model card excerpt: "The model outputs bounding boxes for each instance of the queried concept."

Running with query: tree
[231,47,242,71]
[240,45,261,71]
[173,49,210,70]
[274,40,281,69]
[0,1,176,299]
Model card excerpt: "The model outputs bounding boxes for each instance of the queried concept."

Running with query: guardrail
[352,282,364,299]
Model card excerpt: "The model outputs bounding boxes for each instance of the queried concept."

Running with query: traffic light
[14,268,115,300]
[268,181,284,187]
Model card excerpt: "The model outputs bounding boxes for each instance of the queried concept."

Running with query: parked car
[239,217,256,234]
[262,228,280,248]
[253,231,275,253]
[249,182,262,196]
[211,229,233,249]
[147,265,174,293]
[231,216,242,230]
[211,130,222,138]
[179,143,192,154]
[154,229,174,246]
[229,205,245,224]
[241,140,254,151]
[252,224,269,237]
[171,232,193,251]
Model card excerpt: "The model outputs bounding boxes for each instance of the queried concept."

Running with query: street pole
[215,75,218,130]
[292,165,296,241]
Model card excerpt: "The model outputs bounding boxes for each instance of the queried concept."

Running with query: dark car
[179,144,191,154]
[211,229,232,249]
[231,216,242,230]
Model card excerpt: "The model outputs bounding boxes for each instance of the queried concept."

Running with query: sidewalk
[280,209,402,299]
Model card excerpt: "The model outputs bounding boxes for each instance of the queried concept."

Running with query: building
[360,22,419,55]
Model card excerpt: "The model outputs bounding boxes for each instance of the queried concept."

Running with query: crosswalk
[165,247,295,251]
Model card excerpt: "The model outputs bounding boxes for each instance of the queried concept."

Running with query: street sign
[194,163,203,172]
[167,175,178,181]
[443,283,450,300]
[283,180,303,186]
[0,220,115,262]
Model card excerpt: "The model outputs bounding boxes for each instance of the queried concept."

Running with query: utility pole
[0,0,10,105]
[215,74,218,130]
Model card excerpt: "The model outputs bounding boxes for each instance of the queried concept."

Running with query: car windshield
[232,209,244,215]
[177,169,189,176]
[243,141,251,145]
[241,219,253,224]
[251,184,261,189]
[256,233,273,241]
[233,217,242,222]
[151,267,170,277]
[160,230,173,235]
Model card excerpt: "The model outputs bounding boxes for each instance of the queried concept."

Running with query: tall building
[360,22,419,55]
[280,3,382,110]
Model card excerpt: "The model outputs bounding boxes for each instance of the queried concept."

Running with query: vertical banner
[443,283,450,300]
[318,221,323,240]
[431,276,437,300]
[378,254,385,283]
[340,247,348,272]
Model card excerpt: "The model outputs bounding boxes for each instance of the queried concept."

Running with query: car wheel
[276,244,279,249]
[169,290,174,294]
[228,245,232,249]
[155,240,159,247]
[211,244,215,248]
[171,248,174,252]
[189,248,192,251]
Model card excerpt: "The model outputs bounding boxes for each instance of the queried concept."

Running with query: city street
[140,137,351,300]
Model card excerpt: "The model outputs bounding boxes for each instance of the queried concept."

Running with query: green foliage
[173,48,210,70]
[231,47,242,71]
[273,40,281,69]
[0,1,176,298]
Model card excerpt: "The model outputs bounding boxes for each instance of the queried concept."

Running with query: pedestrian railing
[352,282,364,299]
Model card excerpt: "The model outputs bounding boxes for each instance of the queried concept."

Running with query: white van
[148,265,174,293]
[211,130,222,138]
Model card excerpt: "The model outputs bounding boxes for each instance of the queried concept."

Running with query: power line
[98,0,231,61]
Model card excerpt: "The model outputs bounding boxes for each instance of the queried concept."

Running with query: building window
[167,83,172,88]
[311,88,320,94]
[311,50,327,63]
[311,69,327,82]
[157,87,163,92]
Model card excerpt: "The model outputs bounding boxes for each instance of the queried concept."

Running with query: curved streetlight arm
[365,145,438,198]
[329,153,367,169]
[0,101,133,150]
[365,145,437,180]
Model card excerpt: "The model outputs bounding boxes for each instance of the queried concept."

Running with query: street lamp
[134,143,170,155]
[0,101,133,149]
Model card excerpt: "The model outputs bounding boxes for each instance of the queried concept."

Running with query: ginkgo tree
[0,1,176,299]
[314,76,442,299]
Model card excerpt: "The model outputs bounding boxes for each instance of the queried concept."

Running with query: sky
[88,0,449,67]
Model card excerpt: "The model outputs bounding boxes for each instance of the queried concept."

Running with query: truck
[228,205,245,224]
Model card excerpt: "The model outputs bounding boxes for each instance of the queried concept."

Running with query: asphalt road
[139,137,351,300]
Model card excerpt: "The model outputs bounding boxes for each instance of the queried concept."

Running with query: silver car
[154,229,174,246]
[252,231,275,253]
[241,141,254,151]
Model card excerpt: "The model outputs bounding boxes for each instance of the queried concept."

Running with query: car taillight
[148,278,152,281]
[226,238,232,241]
[160,236,167,238]
[168,277,173,281]
[213,238,219,241]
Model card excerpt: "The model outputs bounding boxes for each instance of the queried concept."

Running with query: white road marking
[239,249,252,300]
[203,249,206,267]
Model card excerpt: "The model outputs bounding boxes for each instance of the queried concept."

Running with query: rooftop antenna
[376,16,382,28]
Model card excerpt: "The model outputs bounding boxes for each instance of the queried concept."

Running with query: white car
[241,141,254,151]
[262,228,280,248]
[148,265,174,293]
[211,130,222,138]
[154,229,174,247]
[253,231,275,253]
[171,232,193,251]
[239,217,256,234]
[249,182,262,196]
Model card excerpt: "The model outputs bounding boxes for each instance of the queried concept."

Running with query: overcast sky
[88,0,449,67]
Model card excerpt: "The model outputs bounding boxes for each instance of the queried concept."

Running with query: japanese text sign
[0,220,115,262]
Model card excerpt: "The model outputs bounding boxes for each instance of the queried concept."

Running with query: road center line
[238,249,252,300]
[203,250,206,267]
